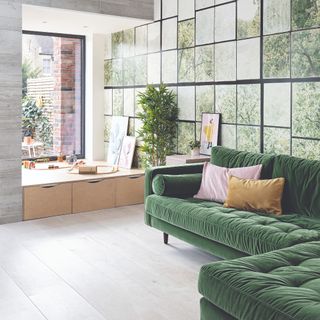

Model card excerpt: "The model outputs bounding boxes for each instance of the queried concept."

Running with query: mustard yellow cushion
[224,176,285,215]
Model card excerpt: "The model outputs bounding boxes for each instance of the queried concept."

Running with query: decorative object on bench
[107,116,129,165]
[189,140,201,157]
[119,136,136,169]
[194,162,262,202]
[200,113,220,155]
[136,84,178,167]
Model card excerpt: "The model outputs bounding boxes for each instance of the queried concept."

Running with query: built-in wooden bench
[22,162,144,220]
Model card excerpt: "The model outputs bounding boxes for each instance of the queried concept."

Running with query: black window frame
[22,30,86,160]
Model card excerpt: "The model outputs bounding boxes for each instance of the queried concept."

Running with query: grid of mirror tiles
[104,0,320,160]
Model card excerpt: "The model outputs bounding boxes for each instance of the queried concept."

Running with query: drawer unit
[115,175,145,207]
[72,178,116,213]
[24,183,72,220]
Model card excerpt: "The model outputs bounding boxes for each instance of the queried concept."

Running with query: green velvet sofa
[144,147,320,320]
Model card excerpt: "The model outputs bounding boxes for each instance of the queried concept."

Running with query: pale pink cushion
[194,162,262,203]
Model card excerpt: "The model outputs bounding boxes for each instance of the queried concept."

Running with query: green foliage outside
[22,59,41,98]
[137,84,178,167]
[22,98,53,147]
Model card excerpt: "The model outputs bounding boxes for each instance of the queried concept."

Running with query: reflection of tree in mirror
[292,0,320,29]
[264,34,290,78]
[292,30,320,77]
[237,0,260,39]
[237,85,260,125]
[293,83,320,139]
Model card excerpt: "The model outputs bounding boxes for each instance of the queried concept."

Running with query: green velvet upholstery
[272,155,320,218]
[144,147,320,320]
[144,163,203,226]
[211,146,275,179]
[200,298,236,320]
[146,195,320,256]
[199,241,320,320]
[150,216,247,260]
[152,173,202,198]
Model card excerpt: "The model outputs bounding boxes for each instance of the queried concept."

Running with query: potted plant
[189,140,201,157]
[137,84,178,167]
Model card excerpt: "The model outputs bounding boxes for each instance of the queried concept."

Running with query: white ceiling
[22,4,151,35]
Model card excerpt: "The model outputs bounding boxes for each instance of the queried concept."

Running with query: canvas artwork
[119,136,136,169]
[200,113,221,155]
[107,116,129,165]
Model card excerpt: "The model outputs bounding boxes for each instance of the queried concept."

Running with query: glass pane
[135,25,147,55]
[178,122,195,154]
[104,60,112,86]
[292,29,320,78]
[237,0,260,40]
[148,22,160,53]
[178,86,195,121]
[263,33,290,78]
[195,45,214,82]
[221,124,236,149]
[264,83,291,127]
[215,85,236,123]
[104,116,112,142]
[178,48,195,82]
[264,127,291,155]
[135,55,147,85]
[196,85,214,121]
[112,59,123,86]
[215,41,236,81]
[215,3,236,42]
[178,19,195,49]
[123,89,135,117]
[112,89,123,116]
[123,29,134,58]
[162,18,177,50]
[112,32,122,58]
[196,0,214,10]
[148,53,161,84]
[292,82,320,139]
[237,38,260,80]
[263,0,290,35]
[196,8,214,45]
[292,0,320,30]
[178,0,195,21]
[292,138,320,160]
[123,57,135,86]
[22,33,84,158]
[162,50,177,83]
[162,0,177,19]
[104,89,112,115]
[237,84,260,125]
[237,126,261,153]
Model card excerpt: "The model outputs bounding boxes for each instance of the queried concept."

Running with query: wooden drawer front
[72,179,116,213]
[24,183,72,220]
[115,175,144,207]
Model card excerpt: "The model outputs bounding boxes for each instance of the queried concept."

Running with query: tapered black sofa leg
[163,233,169,245]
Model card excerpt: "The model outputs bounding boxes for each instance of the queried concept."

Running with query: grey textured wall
[0,0,23,223]
[22,0,154,20]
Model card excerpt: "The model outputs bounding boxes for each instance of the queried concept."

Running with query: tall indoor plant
[137,84,178,167]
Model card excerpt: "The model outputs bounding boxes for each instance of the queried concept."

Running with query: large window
[22,31,85,159]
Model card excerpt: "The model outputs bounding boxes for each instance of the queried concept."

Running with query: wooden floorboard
[0,205,219,320]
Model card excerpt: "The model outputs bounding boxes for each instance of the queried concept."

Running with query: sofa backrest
[211,147,275,179]
[272,155,320,218]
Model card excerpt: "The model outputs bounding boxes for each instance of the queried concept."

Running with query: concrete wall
[0,0,23,223]
[22,0,154,20]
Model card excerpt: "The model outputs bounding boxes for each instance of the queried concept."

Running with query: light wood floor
[0,205,219,320]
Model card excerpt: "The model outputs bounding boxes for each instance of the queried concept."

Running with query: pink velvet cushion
[194,162,262,203]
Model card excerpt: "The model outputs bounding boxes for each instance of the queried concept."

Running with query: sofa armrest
[144,163,204,199]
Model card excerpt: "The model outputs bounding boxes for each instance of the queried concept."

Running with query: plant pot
[191,148,200,157]
[24,136,32,145]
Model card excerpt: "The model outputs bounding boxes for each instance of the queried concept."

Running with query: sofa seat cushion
[199,241,320,320]
[145,195,320,255]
